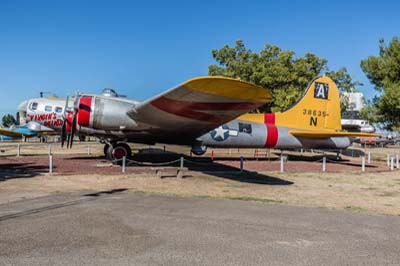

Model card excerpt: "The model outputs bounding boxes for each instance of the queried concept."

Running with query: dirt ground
[1,142,399,216]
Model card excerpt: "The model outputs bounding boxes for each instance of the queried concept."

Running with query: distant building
[341,92,375,133]
[342,92,365,112]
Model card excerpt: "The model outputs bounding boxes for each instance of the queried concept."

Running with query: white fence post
[362,156,365,172]
[48,144,52,156]
[280,155,284,173]
[49,155,53,175]
[396,154,399,169]
[367,151,371,164]
[390,157,394,171]
[387,154,390,167]
[87,145,91,155]
[322,156,326,172]
[122,156,126,174]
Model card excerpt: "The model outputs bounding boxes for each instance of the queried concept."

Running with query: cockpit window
[30,102,38,111]
[239,123,252,134]
[55,107,63,113]
[102,88,118,97]
[45,105,52,112]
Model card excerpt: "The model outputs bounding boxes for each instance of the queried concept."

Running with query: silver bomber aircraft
[19,76,376,161]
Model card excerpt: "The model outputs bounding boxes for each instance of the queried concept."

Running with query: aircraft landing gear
[104,142,132,161]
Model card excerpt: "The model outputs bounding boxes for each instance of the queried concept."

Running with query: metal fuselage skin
[18,76,363,152]
[198,118,352,150]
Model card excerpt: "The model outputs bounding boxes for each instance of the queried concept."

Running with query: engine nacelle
[76,95,137,130]
[191,144,207,156]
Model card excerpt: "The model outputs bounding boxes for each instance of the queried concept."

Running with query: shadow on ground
[0,162,49,180]
[68,149,294,186]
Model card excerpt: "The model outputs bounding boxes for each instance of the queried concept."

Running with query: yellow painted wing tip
[183,76,272,102]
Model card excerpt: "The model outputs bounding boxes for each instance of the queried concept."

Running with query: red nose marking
[77,96,92,127]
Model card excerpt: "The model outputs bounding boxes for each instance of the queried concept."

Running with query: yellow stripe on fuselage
[237,113,264,123]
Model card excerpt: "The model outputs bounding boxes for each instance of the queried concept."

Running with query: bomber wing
[128,76,271,144]
[289,130,379,139]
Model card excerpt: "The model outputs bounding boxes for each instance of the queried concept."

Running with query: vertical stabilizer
[274,76,342,130]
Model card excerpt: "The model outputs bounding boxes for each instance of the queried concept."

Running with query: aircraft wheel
[107,143,132,162]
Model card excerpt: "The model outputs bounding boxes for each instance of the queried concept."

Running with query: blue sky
[0,0,399,119]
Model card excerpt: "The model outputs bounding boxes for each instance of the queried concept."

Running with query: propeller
[60,95,69,148]
[67,93,81,148]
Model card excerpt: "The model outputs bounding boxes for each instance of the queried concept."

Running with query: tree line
[209,38,400,131]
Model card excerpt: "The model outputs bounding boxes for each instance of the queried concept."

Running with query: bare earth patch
[1,142,399,216]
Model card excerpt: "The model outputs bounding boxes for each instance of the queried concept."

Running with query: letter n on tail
[310,117,318,126]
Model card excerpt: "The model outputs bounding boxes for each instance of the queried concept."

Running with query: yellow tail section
[274,76,341,130]
[238,76,342,130]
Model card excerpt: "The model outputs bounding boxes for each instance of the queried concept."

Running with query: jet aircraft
[0,125,38,141]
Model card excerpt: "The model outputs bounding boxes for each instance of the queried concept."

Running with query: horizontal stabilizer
[289,130,379,139]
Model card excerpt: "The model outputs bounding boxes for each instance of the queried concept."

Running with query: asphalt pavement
[0,191,399,266]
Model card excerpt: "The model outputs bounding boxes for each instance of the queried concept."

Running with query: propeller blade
[61,119,67,147]
[66,133,71,149]
[60,95,70,148]
[69,111,77,148]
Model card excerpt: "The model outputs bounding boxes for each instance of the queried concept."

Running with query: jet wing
[129,76,271,144]
[289,130,379,139]
[0,128,27,138]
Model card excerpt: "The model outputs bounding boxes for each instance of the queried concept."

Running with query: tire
[106,143,132,162]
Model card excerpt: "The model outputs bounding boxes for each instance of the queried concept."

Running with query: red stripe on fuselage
[77,96,92,127]
[151,96,260,123]
[264,113,278,148]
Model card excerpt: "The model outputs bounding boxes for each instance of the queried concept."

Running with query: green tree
[361,37,400,130]
[209,40,360,112]
[2,114,16,128]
